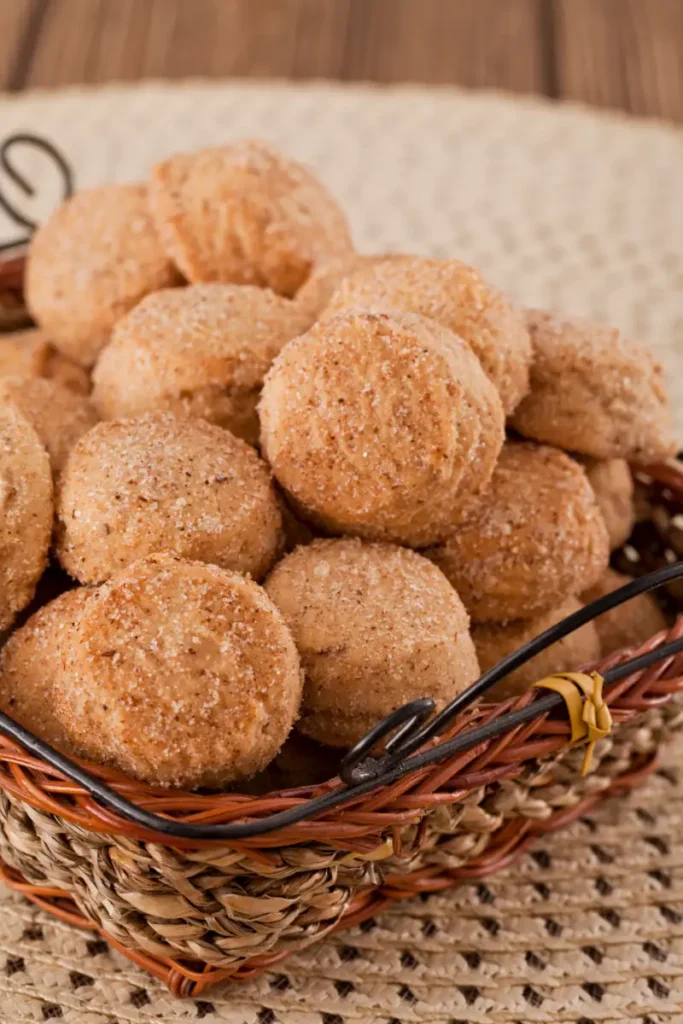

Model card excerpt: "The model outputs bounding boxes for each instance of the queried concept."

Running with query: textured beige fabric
[0,79,682,1022]
[0,81,682,434]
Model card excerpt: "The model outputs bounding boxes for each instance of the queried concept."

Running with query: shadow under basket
[2,258,683,997]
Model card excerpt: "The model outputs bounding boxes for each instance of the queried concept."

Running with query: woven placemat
[0,80,682,1022]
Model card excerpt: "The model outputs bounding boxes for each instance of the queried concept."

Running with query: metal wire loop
[0,133,73,253]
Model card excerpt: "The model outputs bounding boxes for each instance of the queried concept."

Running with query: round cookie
[265,538,480,748]
[0,376,98,475]
[56,412,282,584]
[0,587,91,753]
[56,554,303,788]
[322,256,532,414]
[149,140,353,297]
[92,283,309,445]
[472,598,601,701]
[260,310,505,547]
[0,404,53,631]
[581,568,668,657]
[26,183,179,366]
[0,329,90,395]
[426,442,609,622]
[511,309,677,462]
[580,457,635,551]
[295,252,407,323]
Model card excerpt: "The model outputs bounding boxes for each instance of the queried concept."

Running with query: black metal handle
[0,133,73,254]
[0,562,682,841]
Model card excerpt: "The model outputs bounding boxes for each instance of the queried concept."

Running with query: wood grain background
[0,0,682,121]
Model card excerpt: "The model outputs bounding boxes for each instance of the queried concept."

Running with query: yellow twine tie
[532,672,612,776]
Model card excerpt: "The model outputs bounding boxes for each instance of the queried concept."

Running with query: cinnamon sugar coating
[26,184,179,366]
[259,310,505,547]
[581,567,668,657]
[55,554,303,788]
[295,252,408,324]
[149,140,353,297]
[265,538,480,748]
[426,442,609,622]
[92,284,309,445]
[511,309,677,462]
[323,256,532,414]
[56,413,282,584]
[0,329,90,395]
[0,588,91,753]
[579,456,635,551]
[0,404,53,631]
[0,377,98,476]
[472,597,600,700]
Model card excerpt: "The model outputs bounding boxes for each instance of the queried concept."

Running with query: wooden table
[1,0,682,122]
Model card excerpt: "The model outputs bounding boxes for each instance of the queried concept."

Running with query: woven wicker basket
[1,251,683,998]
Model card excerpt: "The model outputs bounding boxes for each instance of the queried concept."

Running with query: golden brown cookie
[56,554,303,788]
[511,309,677,462]
[0,587,91,753]
[260,310,505,547]
[426,442,609,622]
[0,404,53,632]
[322,256,532,414]
[149,140,353,297]
[92,283,309,445]
[265,538,480,748]
[56,413,282,584]
[295,252,407,323]
[0,329,90,395]
[26,184,179,366]
[580,457,635,551]
[472,598,601,701]
[0,377,98,475]
[581,568,669,657]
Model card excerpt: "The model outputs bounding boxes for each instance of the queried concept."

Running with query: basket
[2,250,683,999]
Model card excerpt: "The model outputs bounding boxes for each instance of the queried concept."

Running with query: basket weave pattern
[1,255,683,996]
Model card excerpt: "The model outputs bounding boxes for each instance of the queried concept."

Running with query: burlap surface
[0,80,682,1022]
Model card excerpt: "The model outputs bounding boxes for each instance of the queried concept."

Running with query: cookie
[511,309,677,462]
[580,457,635,551]
[581,568,669,657]
[265,538,480,748]
[0,587,91,753]
[0,404,53,631]
[0,376,98,475]
[149,140,353,297]
[472,598,601,701]
[0,329,90,395]
[92,283,309,445]
[426,442,609,622]
[323,256,532,414]
[260,310,504,547]
[56,413,282,584]
[26,184,179,366]
[56,554,303,788]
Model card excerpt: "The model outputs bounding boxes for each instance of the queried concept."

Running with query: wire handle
[0,133,73,254]
[0,561,681,841]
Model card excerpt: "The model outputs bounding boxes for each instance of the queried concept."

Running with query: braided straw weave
[0,254,681,995]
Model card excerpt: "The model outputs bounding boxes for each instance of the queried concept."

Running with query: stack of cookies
[0,139,676,790]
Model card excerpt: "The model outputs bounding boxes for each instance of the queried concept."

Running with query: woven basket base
[0,740,681,1023]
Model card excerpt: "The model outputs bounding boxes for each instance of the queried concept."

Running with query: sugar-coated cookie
[56,413,282,584]
[511,309,677,462]
[26,184,179,366]
[56,554,302,788]
[265,538,480,747]
[260,310,505,546]
[149,140,353,297]
[426,442,609,622]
